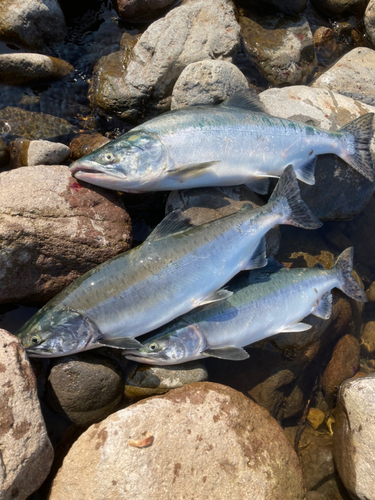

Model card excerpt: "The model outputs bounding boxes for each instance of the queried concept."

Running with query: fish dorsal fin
[245,177,270,195]
[145,210,193,242]
[202,346,249,360]
[280,322,312,333]
[198,288,233,306]
[311,291,332,320]
[244,236,267,270]
[93,337,143,350]
[220,89,266,113]
[167,160,220,176]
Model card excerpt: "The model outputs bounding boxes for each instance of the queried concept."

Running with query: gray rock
[0,53,73,85]
[311,0,368,15]
[26,140,70,165]
[113,0,176,20]
[124,361,208,398]
[0,165,132,304]
[0,328,53,500]
[311,48,375,107]
[259,86,375,220]
[91,0,241,119]
[171,60,248,109]
[240,12,316,86]
[48,383,305,500]
[46,353,124,426]
[0,0,66,50]
[166,185,280,256]
[365,0,375,46]
[333,374,375,500]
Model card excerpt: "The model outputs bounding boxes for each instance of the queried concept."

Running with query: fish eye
[104,153,115,163]
[30,334,41,345]
[149,342,158,351]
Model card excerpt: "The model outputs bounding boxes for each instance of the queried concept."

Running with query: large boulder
[0,328,53,500]
[48,382,305,500]
[0,165,132,304]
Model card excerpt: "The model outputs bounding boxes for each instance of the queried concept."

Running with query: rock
[311,48,375,107]
[0,0,66,50]
[9,139,70,167]
[307,408,326,429]
[360,321,375,357]
[305,492,324,500]
[240,12,316,86]
[0,165,132,304]
[365,0,375,46]
[0,138,9,169]
[165,185,280,256]
[242,0,307,15]
[48,382,305,500]
[0,53,73,85]
[0,107,79,144]
[113,0,176,20]
[333,374,375,500]
[171,60,248,109]
[0,328,53,500]
[259,86,375,220]
[69,132,111,161]
[366,282,375,301]
[124,361,208,399]
[46,353,124,426]
[90,0,241,119]
[311,0,368,15]
[322,334,360,398]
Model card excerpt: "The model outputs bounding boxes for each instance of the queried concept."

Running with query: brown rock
[0,165,132,304]
[0,54,73,85]
[0,138,9,169]
[0,328,53,500]
[366,282,375,301]
[48,382,305,500]
[360,321,375,357]
[69,132,111,161]
[113,0,176,20]
[322,334,360,398]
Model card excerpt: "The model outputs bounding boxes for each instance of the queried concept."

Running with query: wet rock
[171,60,248,109]
[46,353,124,426]
[240,12,316,86]
[311,0,368,15]
[0,107,79,144]
[242,0,307,15]
[9,139,70,167]
[366,282,375,301]
[124,361,208,399]
[166,185,280,256]
[0,138,9,169]
[322,334,360,399]
[365,0,375,46]
[91,0,240,119]
[360,321,375,357]
[69,132,111,161]
[259,86,375,220]
[113,0,176,20]
[0,165,132,304]
[0,0,66,50]
[334,374,375,500]
[0,328,53,500]
[311,48,375,107]
[48,382,305,500]
[0,53,73,85]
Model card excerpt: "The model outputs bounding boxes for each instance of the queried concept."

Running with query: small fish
[16,166,320,358]
[124,248,366,365]
[69,89,374,195]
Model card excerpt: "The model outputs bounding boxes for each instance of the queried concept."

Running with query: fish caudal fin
[339,113,374,182]
[334,247,367,302]
[269,165,322,229]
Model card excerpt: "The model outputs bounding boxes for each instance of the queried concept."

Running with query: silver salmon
[16,166,321,357]
[69,90,374,194]
[124,248,366,365]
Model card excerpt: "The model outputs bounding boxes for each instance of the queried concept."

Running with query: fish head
[69,131,168,192]
[124,326,204,365]
[16,305,98,358]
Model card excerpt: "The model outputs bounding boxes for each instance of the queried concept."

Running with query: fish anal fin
[221,89,266,113]
[311,291,332,320]
[145,210,193,242]
[244,236,267,270]
[198,288,233,306]
[94,337,143,350]
[280,322,312,333]
[202,346,249,360]
[296,156,317,185]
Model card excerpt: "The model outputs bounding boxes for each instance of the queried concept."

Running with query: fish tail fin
[334,247,367,302]
[339,113,374,182]
[269,165,322,229]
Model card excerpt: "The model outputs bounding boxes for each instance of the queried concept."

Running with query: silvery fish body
[125,248,367,365]
[69,90,374,194]
[16,166,321,358]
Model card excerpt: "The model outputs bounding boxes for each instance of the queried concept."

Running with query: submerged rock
[48,383,305,500]
[113,0,176,20]
[0,328,53,500]
[311,0,368,15]
[69,132,111,161]
[0,138,9,169]
[0,165,132,304]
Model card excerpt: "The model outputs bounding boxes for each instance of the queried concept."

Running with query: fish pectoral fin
[93,337,143,350]
[247,257,284,284]
[145,210,194,242]
[245,177,270,195]
[295,156,317,185]
[198,288,233,306]
[244,236,268,270]
[220,89,266,113]
[202,346,250,360]
[167,161,220,179]
[311,291,332,320]
[280,322,312,333]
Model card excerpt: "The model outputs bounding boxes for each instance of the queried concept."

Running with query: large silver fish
[16,166,321,357]
[69,90,374,194]
[124,248,366,365]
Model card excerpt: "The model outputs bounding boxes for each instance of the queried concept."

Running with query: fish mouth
[70,160,126,179]
[123,350,169,364]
